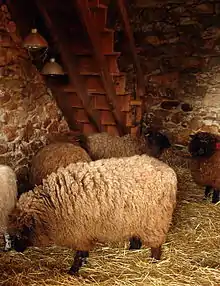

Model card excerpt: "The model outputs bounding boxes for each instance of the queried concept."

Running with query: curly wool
[9,155,177,252]
[189,132,220,188]
[80,133,155,160]
[0,165,17,234]
[29,142,91,186]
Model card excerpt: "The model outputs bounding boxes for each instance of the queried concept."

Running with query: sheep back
[29,142,91,186]
[0,165,17,233]
[188,132,220,188]
[10,155,177,252]
[190,154,220,188]
[80,132,148,160]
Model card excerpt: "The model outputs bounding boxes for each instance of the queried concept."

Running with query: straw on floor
[0,149,219,286]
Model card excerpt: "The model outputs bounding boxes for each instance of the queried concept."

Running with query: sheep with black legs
[79,130,171,161]
[188,131,220,203]
[79,130,171,250]
[8,154,177,275]
[0,164,17,251]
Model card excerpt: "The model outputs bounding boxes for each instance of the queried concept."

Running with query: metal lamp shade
[23,28,48,51]
[41,58,65,76]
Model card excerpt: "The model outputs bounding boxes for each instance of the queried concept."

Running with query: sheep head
[188,132,219,158]
[145,131,171,157]
[8,208,36,252]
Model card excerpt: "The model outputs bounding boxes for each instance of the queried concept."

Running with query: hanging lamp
[23,28,48,51]
[41,58,65,76]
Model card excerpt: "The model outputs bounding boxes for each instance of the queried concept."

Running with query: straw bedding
[0,148,219,286]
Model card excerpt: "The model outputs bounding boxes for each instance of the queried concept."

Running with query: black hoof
[129,236,142,250]
[69,250,89,275]
[68,268,80,276]
[212,190,219,204]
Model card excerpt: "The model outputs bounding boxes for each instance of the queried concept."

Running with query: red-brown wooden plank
[35,0,102,133]
[74,0,127,135]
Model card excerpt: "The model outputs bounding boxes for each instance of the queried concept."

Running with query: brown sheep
[188,131,220,203]
[8,154,177,275]
[79,130,171,161]
[29,142,91,187]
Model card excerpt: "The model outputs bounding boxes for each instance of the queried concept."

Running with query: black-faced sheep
[29,142,91,187]
[79,130,171,161]
[0,164,17,251]
[188,131,220,203]
[8,154,177,275]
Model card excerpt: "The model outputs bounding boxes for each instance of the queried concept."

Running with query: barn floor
[0,150,220,286]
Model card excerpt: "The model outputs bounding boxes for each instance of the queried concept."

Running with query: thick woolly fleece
[30,142,91,186]
[189,132,220,189]
[80,133,153,160]
[0,165,17,234]
[9,155,177,252]
[190,154,220,189]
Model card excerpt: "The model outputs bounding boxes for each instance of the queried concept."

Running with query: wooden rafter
[35,0,102,133]
[74,0,127,135]
[115,0,146,100]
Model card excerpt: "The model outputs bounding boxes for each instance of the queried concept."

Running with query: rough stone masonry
[115,0,220,145]
[0,5,70,188]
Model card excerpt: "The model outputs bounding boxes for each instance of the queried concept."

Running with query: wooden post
[116,0,146,100]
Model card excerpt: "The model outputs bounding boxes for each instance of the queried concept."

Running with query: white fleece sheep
[0,165,17,251]
[9,155,177,274]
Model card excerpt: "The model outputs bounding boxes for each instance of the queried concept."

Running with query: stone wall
[0,5,70,189]
[115,0,220,145]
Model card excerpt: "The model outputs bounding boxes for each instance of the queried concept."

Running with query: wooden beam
[74,0,127,135]
[115,0,146,99]
[35,0,102,133]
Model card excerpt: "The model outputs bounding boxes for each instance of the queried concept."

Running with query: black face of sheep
[8,212,35,253]
[145,131,171,157]
[12,233,29,252]
[188,132,218,158]
[11,223,35,253]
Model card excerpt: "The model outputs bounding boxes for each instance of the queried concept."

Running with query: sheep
[188,131,220,203]
[79,130,171,161]
[29,142,91,187]
[8,154,177,275]
[0,164,17,251]
[79,130,171,250]
[29,141,137,251]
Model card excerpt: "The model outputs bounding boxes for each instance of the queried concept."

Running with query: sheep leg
[151,246,162,260]
[68,251,89,275]
[129,236,142,250]
[204,186,212,199]
[212,189,219,203]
